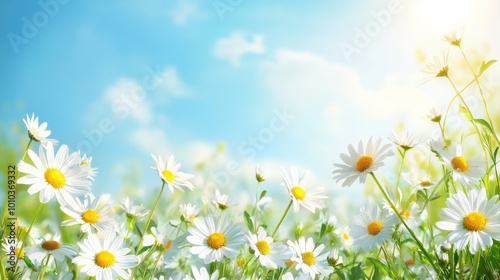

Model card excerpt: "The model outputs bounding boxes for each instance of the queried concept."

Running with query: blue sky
[2,0,500,214]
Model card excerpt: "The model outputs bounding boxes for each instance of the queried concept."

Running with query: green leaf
[430,195,441,201]
[367,257,390,277]
[259,190,267,200]
[416,190,427,203]
[244,211,254,232]
[473,118,494,134]
[320,223,327,236]
[458,105,472,121]
[479,60,497,76]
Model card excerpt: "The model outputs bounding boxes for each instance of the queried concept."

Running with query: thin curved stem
[370,172,442,275]
[272,200,293,238]
[136,181,166,254]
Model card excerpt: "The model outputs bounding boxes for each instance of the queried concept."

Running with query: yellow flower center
[255,240,270,256]
[342,232,350,241]
[430,115,442,122]
[14,248,24,259]
[164,240,172,251]
[367,221,383,236]
[95,250,115,268]
[82,210,99,224]
[451,156,468,173]
[237,259,245,268]
[463,212,487,232]
[420,180,433,187]
[162,170,175,182]
[44,168,66,189]
[450,39,461,46]
[291,186,306,200]
[356,156,373,172]
[207,232,226,249]
[405,259,415,266]
[41,240,61,251]
[401,210,411,220]
[436,66,449,77]
[302,251,316,266]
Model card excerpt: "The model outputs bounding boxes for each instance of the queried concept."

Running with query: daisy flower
[187,215,245,264]
[386,202,426,230]
[179,203,200,222]
[143,227,174,252]
[436,189,500,253]
[120,197,149,219]
[183,265,224,280]
[422,49,454,82]
[429,137,447,155]
[403,169,434,193]
[211,189,236,210]
[335,226,353,247]
[350,204,399,252]
[327,248,343,266]
[17,142,92,205]
[247,227,291,269]
[443,27,463,47]
[73,232,139,280]
[441,144,486,187]
[78,153,98,180]
[255,165,268,183]
[24,234,77,265]
[287,237,333,278]
[388,130,421,151]
[151,154,195,192]
[2,238,25,262]
[23,113,58,146]
[332,137,393,187]
[281,166,327,213]
[60,195,115,233]
[425,107,442,123]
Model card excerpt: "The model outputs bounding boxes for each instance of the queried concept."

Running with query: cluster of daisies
[3,28,500,279]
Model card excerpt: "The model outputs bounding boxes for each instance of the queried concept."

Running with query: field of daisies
[2,29,500,280]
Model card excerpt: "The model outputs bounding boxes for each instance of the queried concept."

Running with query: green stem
[241,256,255,277]
[459,47,500,146]
[136,181,165,254]
[1,139,33,230]
[37,254,51,280]
[15,203,44,270]
[449,244,455,279]
[446,77,488,156]
[251,182,261,231]
[369,172,442,275]
[471,248,481,280]
[272,200,293,238]
[441,75,483,134]
[395,149,407,199]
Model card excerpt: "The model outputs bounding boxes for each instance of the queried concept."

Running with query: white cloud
[104,78,153,123]
[154,66,190,98]
[214,33,266,66]
[130,127,170,155]
[169,0,205,25]
[261,49,434,135]
[94,65,190,126]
